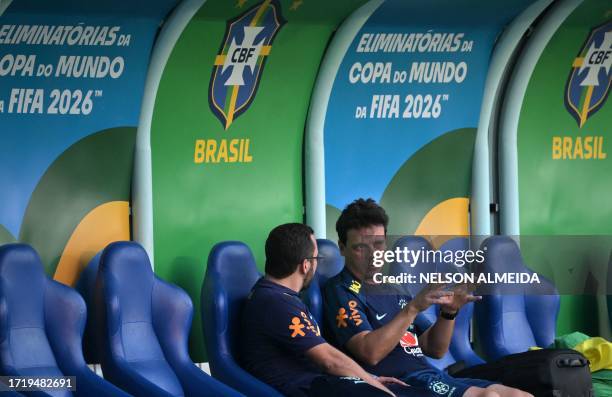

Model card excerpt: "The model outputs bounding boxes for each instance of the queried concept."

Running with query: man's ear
[338,240,346,256]
[300,258,310,275]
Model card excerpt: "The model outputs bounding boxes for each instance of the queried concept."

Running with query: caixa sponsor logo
[399,331,423,356]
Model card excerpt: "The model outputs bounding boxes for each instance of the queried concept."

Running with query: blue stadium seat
[302,239,344,325]
[75,252,102,365]
[201,242,282,397]
[434,238,485,368]
[417,305,458,371]
[95,241,241,397]
[391,237,485,370]
[476,236,560,361]
[390,236,433,296]
[0,243,129,397]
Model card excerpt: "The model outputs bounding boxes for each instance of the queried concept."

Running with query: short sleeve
[262,294,326,354]
[323,282,373,347]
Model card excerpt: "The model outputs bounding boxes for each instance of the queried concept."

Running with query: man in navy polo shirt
[323,199,533,397]
[241,223,433,397]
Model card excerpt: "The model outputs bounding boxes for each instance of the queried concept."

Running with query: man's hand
[407,283,454,313]
[306,343,396,396]
[377,377,408,387]
[439,283,481,314]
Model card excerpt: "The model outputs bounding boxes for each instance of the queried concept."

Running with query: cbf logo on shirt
[564,21,611,128]
[430,381,454,396]
[209,0,285,129]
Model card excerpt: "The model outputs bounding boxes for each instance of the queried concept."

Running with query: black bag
[453,349,593,397]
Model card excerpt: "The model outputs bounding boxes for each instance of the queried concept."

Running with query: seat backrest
[75,252,102,364]
[416,238,482,369]
[202,242,261,366]
[0,244,64,379]
[201,241,281,396]
[97,241,183,396]
[476,236,559,360]
[387,237,482,369]
[316,239,345,285]
[391,236,433,296]
[436,238,484,368]
[418,305,458,370]
[302,239,344,325]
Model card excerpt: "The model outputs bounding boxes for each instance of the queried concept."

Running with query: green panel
[380,128,475,235]
[556,295,599,335]
[19,128,135,274]
[151,0,367,361]
[517,0,611,335]
[0,224,16,245]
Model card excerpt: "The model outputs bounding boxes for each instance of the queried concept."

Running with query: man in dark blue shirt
[241,223,433,397]
[323,199,533,397]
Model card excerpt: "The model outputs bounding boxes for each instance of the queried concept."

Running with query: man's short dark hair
[336,198,389,245]
[265,223,315,279]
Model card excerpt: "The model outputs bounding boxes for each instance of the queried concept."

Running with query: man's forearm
[325,349,394,396]
[356,303,420,365]
[421,315,454,358]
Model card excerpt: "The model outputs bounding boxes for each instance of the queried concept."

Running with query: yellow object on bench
[574,337,612,372]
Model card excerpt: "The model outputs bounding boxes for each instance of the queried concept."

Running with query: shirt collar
[256,277,300,297]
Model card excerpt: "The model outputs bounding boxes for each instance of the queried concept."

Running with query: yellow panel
[54,201,130,286]
[414,197,469,249]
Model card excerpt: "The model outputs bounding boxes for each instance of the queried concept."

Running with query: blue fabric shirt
[323,268,432,378]
[240,278,326,396]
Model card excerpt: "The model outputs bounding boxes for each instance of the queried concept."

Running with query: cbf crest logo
[564,21,611,128]
[209,0,286,130]
[430,381,452,395]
